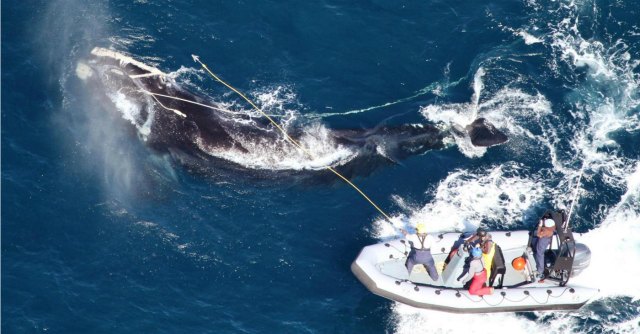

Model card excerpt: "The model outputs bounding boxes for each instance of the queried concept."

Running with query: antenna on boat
[565,166,585,233]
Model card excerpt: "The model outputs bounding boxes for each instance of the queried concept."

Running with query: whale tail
[332,124,445,163]
[333,118,507,163]
[464,118,508,147]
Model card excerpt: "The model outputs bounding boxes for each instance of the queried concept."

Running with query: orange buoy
[512,257,526,271]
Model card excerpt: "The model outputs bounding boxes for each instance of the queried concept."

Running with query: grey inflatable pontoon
[352,210,599,313]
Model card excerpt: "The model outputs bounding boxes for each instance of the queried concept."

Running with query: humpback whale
[75,47,507,173]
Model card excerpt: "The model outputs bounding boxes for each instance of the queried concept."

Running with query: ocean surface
[3,0,640,333]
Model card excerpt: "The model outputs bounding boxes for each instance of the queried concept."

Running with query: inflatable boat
[351,210,599,313]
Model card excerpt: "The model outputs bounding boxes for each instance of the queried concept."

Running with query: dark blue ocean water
[3,0,640,333]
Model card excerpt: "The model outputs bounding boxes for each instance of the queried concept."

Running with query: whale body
[76,47,507,173]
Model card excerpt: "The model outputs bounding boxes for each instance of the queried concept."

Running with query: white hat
[544,218,556,227]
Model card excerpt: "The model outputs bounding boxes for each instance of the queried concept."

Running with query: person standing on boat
[458,247,494,296]
[534,218,556,280]
[402,223,439,281]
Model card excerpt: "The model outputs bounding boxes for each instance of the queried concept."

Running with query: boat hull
[351,231,599,313]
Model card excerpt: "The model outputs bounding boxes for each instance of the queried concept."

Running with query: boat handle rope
[384,242,409,256]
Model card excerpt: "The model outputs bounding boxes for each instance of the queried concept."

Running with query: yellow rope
[193,56,393,222]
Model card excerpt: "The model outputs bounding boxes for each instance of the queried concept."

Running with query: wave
[373,162,544,239]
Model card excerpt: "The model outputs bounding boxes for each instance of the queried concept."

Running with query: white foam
[571,162,640,300]
[254,86,298,113]
[602,316,640,334]
[544,0,640,206]
[196,122,357,171]
[107,91,152,139]
[167,65,206,89]
[420,68,552,158]
[391,303,574,334]
[373,162,543,239]
[517,30,543,45]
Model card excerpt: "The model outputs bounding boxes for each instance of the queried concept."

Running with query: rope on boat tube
[526,292,551,305]
[456,289,510,307]
[384,242,408,256]
[452,286,573,306]
[547,287,572,299]
[501,294,531,303]
[481,295,506,307]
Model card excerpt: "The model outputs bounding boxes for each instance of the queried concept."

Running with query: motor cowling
[571,243,591,277]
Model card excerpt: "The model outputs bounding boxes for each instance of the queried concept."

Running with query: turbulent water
[3,0,639,333]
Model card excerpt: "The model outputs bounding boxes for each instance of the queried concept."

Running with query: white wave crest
[373,163,543,239]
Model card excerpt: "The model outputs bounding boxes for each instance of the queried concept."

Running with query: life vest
[482,241,496,280]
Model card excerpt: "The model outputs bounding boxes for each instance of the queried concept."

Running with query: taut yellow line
[192,55,393,223]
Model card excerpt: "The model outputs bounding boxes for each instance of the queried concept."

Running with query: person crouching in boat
[464,227,488,248]
[458,247,494,296]
[480,234,506,288]
[402,223,439,281]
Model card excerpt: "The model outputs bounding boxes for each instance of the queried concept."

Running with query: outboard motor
[532,209,591,286]
[571,243,591,277]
